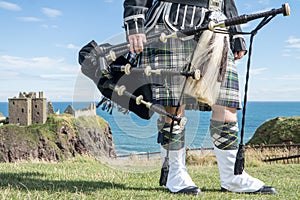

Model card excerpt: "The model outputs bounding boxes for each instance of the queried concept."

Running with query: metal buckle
[208,0,222,11]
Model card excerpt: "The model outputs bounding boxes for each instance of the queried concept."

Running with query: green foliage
[45,113,75,133]
[75,115,107,129]
[0,124,40,150]
[248,117,300,145]
[0,157,299,199]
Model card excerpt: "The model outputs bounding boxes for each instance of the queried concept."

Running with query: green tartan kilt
[139,25,242,110]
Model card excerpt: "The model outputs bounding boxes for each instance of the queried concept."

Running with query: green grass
[0,157,299,200]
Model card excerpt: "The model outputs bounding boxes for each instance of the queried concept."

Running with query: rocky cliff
[0,114,115,162]
[247,116,300,145]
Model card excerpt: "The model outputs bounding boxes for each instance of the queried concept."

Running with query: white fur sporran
[183,30,229,106]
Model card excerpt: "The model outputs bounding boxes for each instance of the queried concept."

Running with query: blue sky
[0,0,299,102]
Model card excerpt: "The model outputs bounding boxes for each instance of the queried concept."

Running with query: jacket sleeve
[123,0,153,35]
[224,0,247,53]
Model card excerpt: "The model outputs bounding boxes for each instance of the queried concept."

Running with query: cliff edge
[0,114,115,162]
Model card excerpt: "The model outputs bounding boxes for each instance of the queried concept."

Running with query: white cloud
[40,74,77,79]
[17,17,42,22]
[258,0,270,5]
[42,7,62,18]
[0,55,77,74]
[286,36,300,44]
[252,7,273,14]
[282,49,292,57]
[55,43,80,50]
[67,44,80,50]
[250,68,267,75]
[0,55,80,101]
[279,75,300,80]
[282,53,291,57]
[41,24,58,29]
[0,70,20,79]
[286,43,300,49]
[249,86,300,101]
[285,36,300,49]
[283,36,300,59]
[0,1,21,11]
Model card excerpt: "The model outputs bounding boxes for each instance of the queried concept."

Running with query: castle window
[37,112,40,115]
[13,101,15,105]
[21,108,24,113]
[35,105,38,108]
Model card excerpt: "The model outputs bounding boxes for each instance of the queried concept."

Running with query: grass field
[0,156,299,200]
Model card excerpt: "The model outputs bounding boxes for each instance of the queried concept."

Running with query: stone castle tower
[8,92,47,126]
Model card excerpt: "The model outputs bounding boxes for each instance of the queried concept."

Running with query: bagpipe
[78,4,290,125]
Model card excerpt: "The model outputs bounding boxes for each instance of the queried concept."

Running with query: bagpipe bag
[78,40,154,120]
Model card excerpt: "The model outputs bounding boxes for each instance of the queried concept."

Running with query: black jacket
[123,0,246,53]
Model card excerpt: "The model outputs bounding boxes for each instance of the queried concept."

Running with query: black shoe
[174,186,201,195]
[254,186,277,194]
[221,186,277,194]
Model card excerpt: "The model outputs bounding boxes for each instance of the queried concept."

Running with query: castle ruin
[64,103,96,118]
[8,92,97,126]
[8,92,47,126]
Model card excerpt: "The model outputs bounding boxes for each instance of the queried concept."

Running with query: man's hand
[234,50,247,60]
[128,33,147,54]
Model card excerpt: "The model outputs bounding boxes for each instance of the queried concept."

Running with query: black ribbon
[234,15,276,175]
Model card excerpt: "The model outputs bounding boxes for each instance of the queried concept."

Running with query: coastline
[1,101,300,155]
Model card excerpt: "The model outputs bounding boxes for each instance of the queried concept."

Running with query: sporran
[184,30,229,106]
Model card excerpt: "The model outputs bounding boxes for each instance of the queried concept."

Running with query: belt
[159,0,222,11]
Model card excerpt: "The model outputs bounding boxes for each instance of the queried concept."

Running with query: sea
[1,101,299,156]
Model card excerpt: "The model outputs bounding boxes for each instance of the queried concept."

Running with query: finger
[234,52,239,60]
[129,38,135,53]
[134,38,143,54]
[141,34,147,44]
[130,35,140,53]
[132,37,139,53]
[234,52,243,60]
[239,51,245,58]
[137,36,144,52]
[238,52,244,59]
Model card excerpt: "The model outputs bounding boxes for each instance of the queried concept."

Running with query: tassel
[96,96,107,108]
[101,101,107,111]
[108,103,114,115]
[234,143,245,175]
[159,157,169,186]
